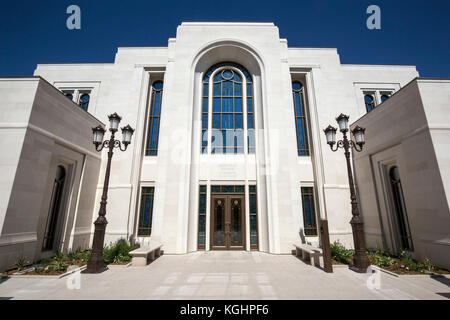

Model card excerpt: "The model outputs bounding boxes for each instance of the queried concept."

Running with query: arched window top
[381,94,390,103]
[79,93,90,111]
[292,81,303,91]
[203,62,252,83]
[80,93,89,103]
[364,94,374,103]
[152,81,163,91]
[213,69,242,83]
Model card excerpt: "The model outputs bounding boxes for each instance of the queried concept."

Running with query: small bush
[330,240,354,264]
[15,256,29,271]
[103,238,139,264]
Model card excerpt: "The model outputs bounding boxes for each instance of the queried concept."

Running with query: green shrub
[103,238,139,264]
[15,256,28,271]
[330,240,354,264]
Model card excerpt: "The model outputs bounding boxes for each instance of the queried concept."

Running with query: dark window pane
[233,72,242,82]
[222,114,233,129]
[222,81,233,96]
[250,194,256,213]
[213,97,221,112]
[213,114,221,128]
[202,97,208,112]
[235,97,242,112]
[203,83,208,96]
[222,98,233,112]
[213,83,221,96]
[247,83,253,96]
[247,114,254,129]
[235,113,243,129]
[247,98,253,112]
[202,114,208,129]
[213,73,222,82]
[234,83,242,96]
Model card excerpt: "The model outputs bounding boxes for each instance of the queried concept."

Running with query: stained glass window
[146,81,163,156]
[202,62,255,154]
[292,81,310,156]
[138,187,154,236]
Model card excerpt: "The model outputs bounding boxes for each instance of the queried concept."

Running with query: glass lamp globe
[323,125,337,145]
[352,126,366,147]
[336,113,350,132]
[92,125,106,145]
[121,124,135,145]
[108,113,122,131]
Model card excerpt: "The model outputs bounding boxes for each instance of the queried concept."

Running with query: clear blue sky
[1,0,449,77]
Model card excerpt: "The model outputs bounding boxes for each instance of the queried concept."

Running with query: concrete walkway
[0,251,449,299]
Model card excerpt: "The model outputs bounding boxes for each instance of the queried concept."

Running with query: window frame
[292,81,311,156]
[137,186,155,237]
[301,186,318,236]
[201,63,255,155]
[145,80,164,156]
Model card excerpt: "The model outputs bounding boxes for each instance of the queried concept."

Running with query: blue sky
[1,0,449,77]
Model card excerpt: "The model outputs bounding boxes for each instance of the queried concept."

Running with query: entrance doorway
[210,194,246,250]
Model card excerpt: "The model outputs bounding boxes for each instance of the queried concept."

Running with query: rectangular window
[292,82,310,156]
[138,187,155,236]
[249,185,258,250]
[198,185,207,249]
[301,187,318,236]
[146,81,163,156]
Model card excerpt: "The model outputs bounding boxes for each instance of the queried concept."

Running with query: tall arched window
[389,166,413,251]
[365,94,376,113]
[146,81,163,156]
[292,81,310,156]
[79,93,90,111]
[202,62,255,154]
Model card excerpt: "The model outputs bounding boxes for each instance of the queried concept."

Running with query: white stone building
[1,22,448,271]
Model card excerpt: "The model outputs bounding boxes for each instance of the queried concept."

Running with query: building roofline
[36,63,114,67]
[117,46,168,50]
[288,47,337,51]
[0,76,40,79]
[342,63,417,68]
[180,22,275,27]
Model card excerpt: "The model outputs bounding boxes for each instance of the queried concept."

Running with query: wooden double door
[210,194,246,250]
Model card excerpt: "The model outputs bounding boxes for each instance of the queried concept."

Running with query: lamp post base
[84,217,108,274]
[84,259,108,274]
[350,215,371,273]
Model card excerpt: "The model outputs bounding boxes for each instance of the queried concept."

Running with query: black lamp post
[85,113,135,273]
[323,114,370,273]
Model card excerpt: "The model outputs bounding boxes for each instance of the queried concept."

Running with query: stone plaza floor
[0,251,449,299]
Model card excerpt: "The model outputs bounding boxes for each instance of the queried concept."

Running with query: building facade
[3,22,448,271]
